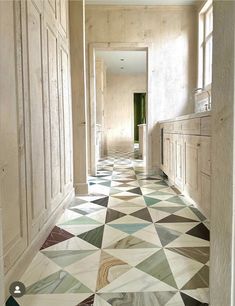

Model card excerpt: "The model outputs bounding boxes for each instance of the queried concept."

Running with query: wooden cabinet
[160,115,211,218]
[174,134,184,190]
[183,135,201,203]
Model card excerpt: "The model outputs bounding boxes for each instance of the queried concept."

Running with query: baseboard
[74,182,89,195]
[4,188,74,300]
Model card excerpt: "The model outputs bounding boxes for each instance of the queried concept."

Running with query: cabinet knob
[197,143,201,147]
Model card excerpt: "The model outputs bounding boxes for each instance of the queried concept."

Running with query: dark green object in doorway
[134,93,146,142]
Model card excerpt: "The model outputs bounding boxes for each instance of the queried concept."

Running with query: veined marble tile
[173,207,200,221]
[41,237,98,251]
[102,226,129,249]
[94,295,111,306]
[65,250,101,292]
[166,234,210,248]
[108,215,150,225]
[148,208,171,222]
[20,253,61,287]
[98,267,177,293]
[105,235,157,249]
[165,292,184,306]
[57,209,83,224]
[132,224,162,247]
[105,248,160,267]
[58,224,102,236]
[17,293,92,306]
[109,223,150,235]
[164,249,204,289]
[96,251,132,291]
[98,292,176,306]
[156,222,199,234]
[181,288,209,304]
[87,209,107,224]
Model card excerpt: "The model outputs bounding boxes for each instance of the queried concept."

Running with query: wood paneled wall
[0,0,73,289]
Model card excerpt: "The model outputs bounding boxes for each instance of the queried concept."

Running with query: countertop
[158,111,211,124]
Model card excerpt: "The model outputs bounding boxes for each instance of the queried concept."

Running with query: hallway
[15,155,209,306]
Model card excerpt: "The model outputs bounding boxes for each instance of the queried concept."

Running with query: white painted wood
[174,134,184,190]
[138,124,146,159]
[0,0,74,296]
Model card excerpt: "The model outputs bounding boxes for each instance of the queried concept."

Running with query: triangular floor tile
[40,226,74,250]
[181,289,209,304]
[186,223,210,241]
[26,270,92,294]
[167,247,210,264]
[164,249,203,289]
[41,250,96,268]
[130,208,153,222]
[6,297,20,306]
[98,292,176,305]
[77,294,95,305]
[92,197,109,207]
[167,234,210,248]
[156,214,198,223]
[78,225,104,248]
[105,248,159,267]
[144,196,161,206]
[155,206,184,214]
[98,268,176,293]
[128,187,142,195]
[105,235,157,249]
[105,208,126,223]
[167,196,186,205]
[180,292,208,306]
[60,216,101,226]
[109,223,149,234]
[165,292,184,305]
[155,225,182,247]
[182,266,209,290]
[136,249,177,289]
[108,215,150,224]
[94,295,111,306]
[132,224,162,247]
[96,251,131,291]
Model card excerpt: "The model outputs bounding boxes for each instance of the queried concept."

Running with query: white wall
[86,5,197,169]
[105,73,146,153]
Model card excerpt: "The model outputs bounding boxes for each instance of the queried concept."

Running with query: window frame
[198,0,213,90]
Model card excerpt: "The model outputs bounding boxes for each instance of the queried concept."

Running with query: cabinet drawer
[174,121,182,133]
[164,122,174,133]
[201,116,211,136]
[182,118,200,135]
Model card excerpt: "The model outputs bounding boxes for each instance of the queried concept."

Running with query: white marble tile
[167,234,210,248]
[102,226,128,249]
[43,237,98,251]
[108,215,150,224]
[132,224,162,247]
[58,224,101,235]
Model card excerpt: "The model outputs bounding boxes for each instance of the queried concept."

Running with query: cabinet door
[200,136,211,176]
[0,1,27,272]
[163,133,170,175]
[183,135,201,203]
[168,134,175,182]
[174,134,184,190]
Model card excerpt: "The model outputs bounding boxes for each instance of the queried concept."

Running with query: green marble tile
[41,250,96,267]
[60,216,101,226]
[105,235,157,249]
[109,223,149,234]
[144,196,162,206]
[26,270,92,294]
[136,249,177,289]
[155,225,182,247]
[78,225,104,248]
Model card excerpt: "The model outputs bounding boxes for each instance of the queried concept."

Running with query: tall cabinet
[0,0,74,289]
[160,113,211,218]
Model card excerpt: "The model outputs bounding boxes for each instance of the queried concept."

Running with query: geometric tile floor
[13,156,209,306]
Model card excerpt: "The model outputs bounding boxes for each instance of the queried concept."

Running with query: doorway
[134,92,146,143]
[89,43,153,175]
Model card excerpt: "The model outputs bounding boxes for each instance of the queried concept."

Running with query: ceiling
[86,0,197,5]
[96,50,146,75]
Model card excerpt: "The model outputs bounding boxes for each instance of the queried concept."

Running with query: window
[198,0,213,89]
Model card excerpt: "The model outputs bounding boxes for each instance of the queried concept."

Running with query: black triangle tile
[78,225,104,248]
[182,266,209,290]
[129,187,142,195]
[77,294,95,305]
[105,208,126,223]
[92,197,109,207]
[180,292,208,305]
[156,214,198,223]
[6,297,20,306]
[131,208,153,222]
[186,223,210,241]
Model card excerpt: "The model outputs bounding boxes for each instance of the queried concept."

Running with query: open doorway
[94,49,147,164]
[134,92,146,158]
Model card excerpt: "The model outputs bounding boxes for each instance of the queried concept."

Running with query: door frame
[89,42,153,175]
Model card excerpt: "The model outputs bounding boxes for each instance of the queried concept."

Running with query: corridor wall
[0,0,74,294]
